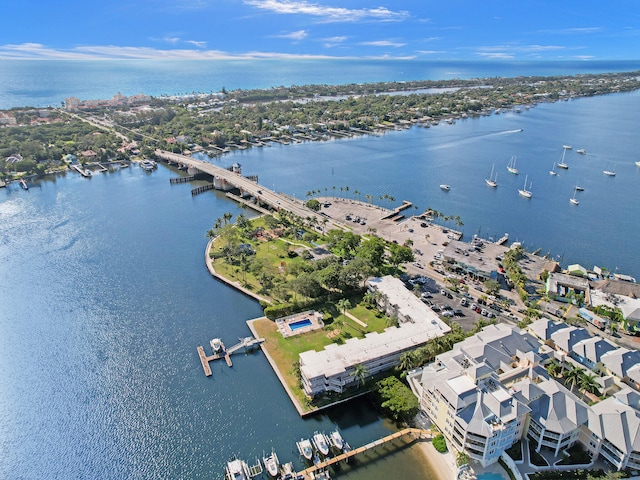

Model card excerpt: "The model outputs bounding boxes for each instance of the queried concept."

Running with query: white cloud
[273,30,308,40]
[416,50,447,55]
[360,40,406,48]
[244,0,409,23]
[163,36,181,44]
[537,27,602,35]
[476,52,514,60]
[186,40,207,48]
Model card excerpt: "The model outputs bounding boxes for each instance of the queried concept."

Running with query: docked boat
[557,148,569,170]
[518,175,533,199]
[226,458,250,480]
[210,338,223,353]
[280,462,296,480]
[563,145,573,150]
[549,162,558,176]
[262,449,279,477]
[577,149,586,154]
[439,184,450,191]
[140,159,157,171]
[507,156,519,174]
[485,164,498,187]
[328,429,345,452]
[312,431,330,457]
[20,178,29,190]
[570,187,579,206]
[297,438,314,461]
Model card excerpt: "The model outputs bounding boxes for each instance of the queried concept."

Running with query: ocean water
[2,59,640,109]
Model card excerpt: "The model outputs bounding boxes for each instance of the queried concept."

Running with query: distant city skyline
[3,1,639,61]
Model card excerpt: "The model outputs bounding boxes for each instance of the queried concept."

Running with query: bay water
[2,60,640,479]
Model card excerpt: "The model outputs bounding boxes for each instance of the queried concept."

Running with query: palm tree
[579,373,601,396]
[353,363,369,386]
[336,298,351,315]
[398,351,417,371]
[546,360,560,378]
[564,365,584,392]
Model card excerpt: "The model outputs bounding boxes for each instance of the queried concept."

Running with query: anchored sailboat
[485,164,498,187]
[570,187,579,205]
[518,174,532,198]
[507,156,519,174]
[557,148,569,170]
[550,162,558,176]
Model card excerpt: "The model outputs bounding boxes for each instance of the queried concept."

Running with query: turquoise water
[289,318,313,331]
[477,474,506,480]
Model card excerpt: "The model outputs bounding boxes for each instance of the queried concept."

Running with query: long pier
[296,428,433,479]
[197,337,265,376]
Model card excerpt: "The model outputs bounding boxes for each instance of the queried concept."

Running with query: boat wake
[428,128,523,151]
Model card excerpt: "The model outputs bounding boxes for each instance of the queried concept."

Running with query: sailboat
[485,164,498,187]
[549,162,558,176]
[557,148,569,170]
[518,175,532,198]
[570,187,579,205]
[507,156,519,174]
[636,161,640,167]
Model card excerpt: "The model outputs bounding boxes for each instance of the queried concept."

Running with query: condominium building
[299,276,450,397]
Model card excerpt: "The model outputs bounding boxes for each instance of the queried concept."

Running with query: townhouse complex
[408,320,640,471]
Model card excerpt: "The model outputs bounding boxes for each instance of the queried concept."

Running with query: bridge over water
[155,149,340,230]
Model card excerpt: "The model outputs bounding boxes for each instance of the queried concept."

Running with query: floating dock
[197,336,265,376]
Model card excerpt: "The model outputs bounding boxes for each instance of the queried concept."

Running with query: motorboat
[518,175,533,199]
[226,458,250,480]
[210,338,223,353]
[577,149,586,154]
[20,178,29,190]
[262,450,279,477]
[603,168,616,176]
[507,156,519,174]
[312,431,330,457]
[328,429,345,452]
[636,161,640,167]
[297,438,313,461]
[280,462,295,480]
[439,184,450,191]
[485,164,497,187]
[140,159,157,171]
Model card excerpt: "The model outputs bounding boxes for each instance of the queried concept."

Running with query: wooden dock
[197,336,265,376]
[170,175,196,184]
[296,428,432,479]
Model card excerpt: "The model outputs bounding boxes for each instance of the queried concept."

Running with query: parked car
[453,309,464,316]
[442,311,453,318]
[460,298,468,307]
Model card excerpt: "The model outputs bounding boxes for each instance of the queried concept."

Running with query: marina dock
[197,336,265,376]
[296,428,432,479]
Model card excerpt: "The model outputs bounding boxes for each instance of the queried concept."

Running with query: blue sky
[2,1,639,60]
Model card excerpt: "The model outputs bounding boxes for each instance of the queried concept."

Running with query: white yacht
[226,458,250,480]
[439,184,450,191]
[262,450,279,478]
[563,144,573,150]
[328,429,345,452]
[549,162,557,176]
[507,156,519,174]
[210,338,223,353]
[577,149,586,154]
[557,148,569,170]
[312,431,330,457]
[297,438,313,461]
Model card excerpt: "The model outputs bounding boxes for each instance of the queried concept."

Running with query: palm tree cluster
[547,361,601,398]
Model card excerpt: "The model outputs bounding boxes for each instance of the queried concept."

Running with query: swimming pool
[477,473,506,480]
[289,318,313,331]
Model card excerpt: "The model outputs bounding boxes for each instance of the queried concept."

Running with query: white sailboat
[550,162,557,176]
[563,145,573,150]
[518,175,532,198]
[507,156,519,174]
[635,161,640,167]
[485,164,498,187]
[557,148,569,170]
[570,187,579,205]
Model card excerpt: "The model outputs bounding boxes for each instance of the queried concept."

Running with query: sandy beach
[415,441,457,480]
